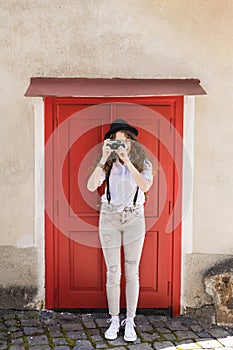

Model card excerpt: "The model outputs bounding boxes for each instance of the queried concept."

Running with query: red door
[45,97,183,315]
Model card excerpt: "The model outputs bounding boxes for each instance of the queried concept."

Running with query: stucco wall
[0,0,232,308]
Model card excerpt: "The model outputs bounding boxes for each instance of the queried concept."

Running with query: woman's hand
[116,145,130,163]
[102,139,112,161]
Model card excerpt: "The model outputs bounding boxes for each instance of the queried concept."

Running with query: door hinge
[54,288,59,304]
[167,281,171,296]
[56,200,59,215]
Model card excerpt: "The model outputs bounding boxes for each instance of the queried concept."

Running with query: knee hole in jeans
[106,265,121,287]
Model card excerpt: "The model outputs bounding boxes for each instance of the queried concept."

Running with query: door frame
[34,95,194,316]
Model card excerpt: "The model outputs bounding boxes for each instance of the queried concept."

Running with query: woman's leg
[101,242,121,316]
[123,208,146,318]
[99,209,122,316]
[123,235,145,318]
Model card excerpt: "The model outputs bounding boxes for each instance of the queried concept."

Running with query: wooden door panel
[69,236,104,291]
[139,231,159,292]
[45,97,182,312]
[58,103,111,218]
[69,119,103,217]
[55,103,110,307]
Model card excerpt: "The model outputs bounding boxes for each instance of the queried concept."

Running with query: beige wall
[0,0,232,308]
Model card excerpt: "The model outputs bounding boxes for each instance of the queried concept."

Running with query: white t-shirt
[99,158,153,210]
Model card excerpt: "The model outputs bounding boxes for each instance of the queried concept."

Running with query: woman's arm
[117,146,152,192]
[124,158,151,192]
[87,141,111,192]
[87,156,106,192]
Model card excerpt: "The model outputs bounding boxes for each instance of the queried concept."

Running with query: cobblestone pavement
[0,309,233,349]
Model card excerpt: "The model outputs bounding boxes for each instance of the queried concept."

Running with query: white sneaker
[104,316,120,340]
[121,317,137,342]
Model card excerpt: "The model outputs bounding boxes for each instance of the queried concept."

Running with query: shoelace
[121,318,136,327]
[107,317,119,325]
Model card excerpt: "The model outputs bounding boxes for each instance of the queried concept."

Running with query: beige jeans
[99,203,146,318]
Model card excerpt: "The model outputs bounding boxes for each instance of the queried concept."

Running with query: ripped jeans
[99,203,146,318]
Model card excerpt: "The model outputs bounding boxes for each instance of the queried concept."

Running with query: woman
[87,119,153,342]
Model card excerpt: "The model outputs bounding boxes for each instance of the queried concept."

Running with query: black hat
[104,119,138,139]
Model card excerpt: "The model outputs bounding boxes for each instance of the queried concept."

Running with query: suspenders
[106,163,139,206]
[132,186,139,206]
[106,163,113,205]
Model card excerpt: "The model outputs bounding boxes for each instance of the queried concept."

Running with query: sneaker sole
[104,333,118,340]
[124,335,137,342]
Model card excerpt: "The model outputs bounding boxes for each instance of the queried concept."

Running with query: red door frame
[44,96,183,316]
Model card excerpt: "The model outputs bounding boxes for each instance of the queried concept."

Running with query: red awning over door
[25,78,206,97]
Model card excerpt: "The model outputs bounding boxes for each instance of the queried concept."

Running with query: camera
[106,140,126,150]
